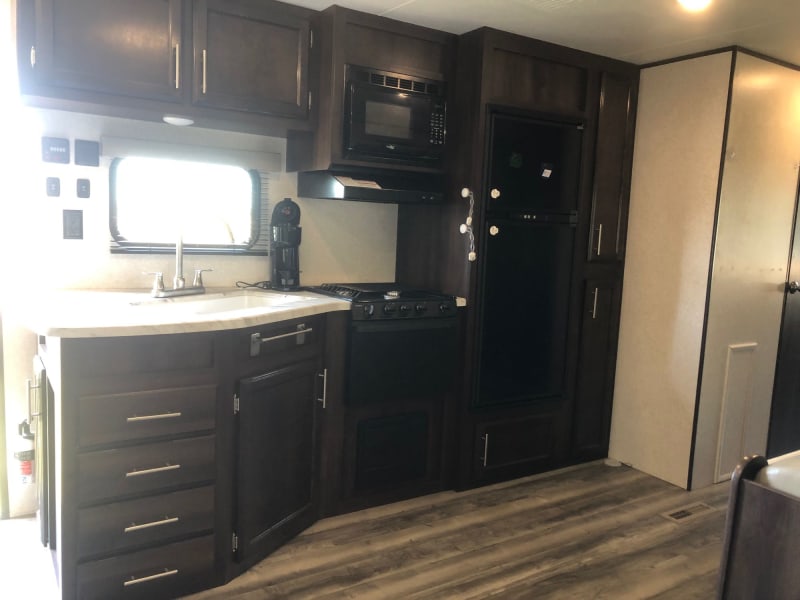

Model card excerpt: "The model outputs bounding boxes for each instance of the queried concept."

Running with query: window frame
[108,157,266,255]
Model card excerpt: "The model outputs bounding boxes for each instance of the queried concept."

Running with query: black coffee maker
[270,197,302,290]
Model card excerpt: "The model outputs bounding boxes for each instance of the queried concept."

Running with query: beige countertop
[9,288,351,338]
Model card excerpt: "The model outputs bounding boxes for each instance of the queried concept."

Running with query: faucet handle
[143,272,165,294]
[193,268,213,287]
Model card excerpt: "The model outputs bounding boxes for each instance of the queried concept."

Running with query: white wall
[609,52,732,488]
[691,54,800,487]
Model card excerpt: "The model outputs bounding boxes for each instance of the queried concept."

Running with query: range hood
[297,170,443,204]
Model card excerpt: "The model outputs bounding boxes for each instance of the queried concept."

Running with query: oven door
[347,317,457,406]
[344,81,443,164]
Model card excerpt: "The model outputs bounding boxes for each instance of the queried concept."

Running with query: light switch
[77,179,90,198]
[46,177,60,197]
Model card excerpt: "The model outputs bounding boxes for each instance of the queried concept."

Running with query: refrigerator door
[475,218,575,407]
[486,113,582,215]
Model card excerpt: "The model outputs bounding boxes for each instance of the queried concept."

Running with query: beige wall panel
[692,54,800,488]
[609,52,732,488]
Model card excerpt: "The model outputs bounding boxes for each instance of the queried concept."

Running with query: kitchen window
[110,156,268,255]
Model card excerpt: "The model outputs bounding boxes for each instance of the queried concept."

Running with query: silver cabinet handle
[174,43,180,89]
[787,281,800,294]
[481,434,489,467]
[250,325,311,356]
[124,516,179,533]
[25,378,41,421]
[127,412,182,423]
[489,225,500,236]
[202,49,207,94]
[595,223,604,256]
[591,287,599,320]
[125,464,181,478]
[317,368,328,408]
[124,569,179,587]
[490,188,501,199]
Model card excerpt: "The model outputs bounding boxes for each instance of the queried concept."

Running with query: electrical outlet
[63,210,83,240]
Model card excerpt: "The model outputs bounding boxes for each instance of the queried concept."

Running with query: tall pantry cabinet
[610,49,800,489]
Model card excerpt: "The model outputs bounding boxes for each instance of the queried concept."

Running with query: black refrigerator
[475,112,582,408]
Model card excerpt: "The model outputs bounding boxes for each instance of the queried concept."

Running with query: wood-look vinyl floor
[185,462,731,600]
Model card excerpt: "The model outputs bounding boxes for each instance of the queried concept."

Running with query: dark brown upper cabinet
[588,72,637,263]
[192,0,311,119]
[16,0,316,135]
[286,5,456,173]
[23,0,183,103]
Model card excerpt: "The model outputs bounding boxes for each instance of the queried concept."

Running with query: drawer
[77,534,215,600]
[77,485,214,560]
[79,385,217,448]
[238,315,323,364]
[78,435,215,505]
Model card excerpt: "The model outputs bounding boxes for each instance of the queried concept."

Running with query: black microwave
[343,66,446,166]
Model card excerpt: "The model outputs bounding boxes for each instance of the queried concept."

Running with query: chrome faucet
[147,234,211,298]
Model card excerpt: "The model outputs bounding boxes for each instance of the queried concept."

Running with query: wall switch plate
[63,210,83,239]
[75,140,100,166]
[46,177,60,197]
[77,179,90,198]
[42,137,70,163]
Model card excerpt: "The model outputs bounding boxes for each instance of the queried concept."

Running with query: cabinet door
[27,0,183,102]
[588,72,636,262]
[474,414,555,482]
[192,0,311,118]
[235,359,319,566]
[572,279,619,459]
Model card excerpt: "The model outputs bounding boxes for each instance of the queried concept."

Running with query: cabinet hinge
[30,46,36,68]
[232,532,239,553]
[233,394,240,415]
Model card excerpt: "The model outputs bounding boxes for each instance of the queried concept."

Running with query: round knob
[363,304,375,318]
[490,188,501,199]
[415,303,428,313]
[489,225,500,236]
[439,303,452,313]
[399,304,410,315]
[788,281,800,294]
[383,303,397,315]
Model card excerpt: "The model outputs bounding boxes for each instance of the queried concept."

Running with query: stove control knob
[383,303,397,315]
[399,304,410,315]
[363,304,375,318]
[415,303,428,314]
[439,303,452,314]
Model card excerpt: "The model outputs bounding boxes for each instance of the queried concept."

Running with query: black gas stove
[310,282,456,321]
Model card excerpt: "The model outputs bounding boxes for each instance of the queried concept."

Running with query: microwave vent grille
[359,68,443,96]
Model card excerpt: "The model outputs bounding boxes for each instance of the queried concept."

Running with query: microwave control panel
[430,103,446,146]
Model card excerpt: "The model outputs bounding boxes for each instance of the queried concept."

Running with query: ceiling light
[678,0,712,12]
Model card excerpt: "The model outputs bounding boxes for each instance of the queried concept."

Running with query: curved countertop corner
[8,288,352,338]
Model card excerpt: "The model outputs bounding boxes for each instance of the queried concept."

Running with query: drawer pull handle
[250,324,312,356]
[124,516,180,533]
[125,464,181,478]
[126,412,182,423]
[124,568,179,587]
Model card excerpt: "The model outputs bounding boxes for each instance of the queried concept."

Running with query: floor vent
[661,503,715,523]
